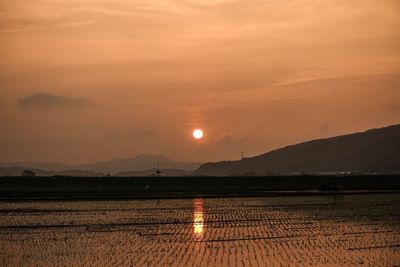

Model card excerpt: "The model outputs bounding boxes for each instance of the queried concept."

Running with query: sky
[0,0,400,164]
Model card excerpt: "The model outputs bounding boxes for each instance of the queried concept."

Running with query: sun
[193,129,204,139]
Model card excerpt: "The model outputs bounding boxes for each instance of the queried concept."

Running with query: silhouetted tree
[21,170,36,177]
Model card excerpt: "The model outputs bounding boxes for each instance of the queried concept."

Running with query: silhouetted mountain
[0,162,73,171]
[116,168,192,177]
[0,166,100,177]
[0,154,202,175]
[76,154,201,174]
[195,124,400,176]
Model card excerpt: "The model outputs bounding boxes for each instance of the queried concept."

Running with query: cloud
[215,134,249,147]
[185,0,238,7]
[18,93,90,111]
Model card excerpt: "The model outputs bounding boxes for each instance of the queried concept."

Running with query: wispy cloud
[18,93,91,112]
[215,134,249,147]
[58,20,94,27]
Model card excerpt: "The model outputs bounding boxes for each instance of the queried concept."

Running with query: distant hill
[0,165,192,178]
[116,168,192,177]
[0,154,202,175]
[0,162,73,172]
[195,124,400,176]
[76,154,201,174]
[0,166,99,177]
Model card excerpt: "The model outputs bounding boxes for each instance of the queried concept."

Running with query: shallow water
[0,194,399,266]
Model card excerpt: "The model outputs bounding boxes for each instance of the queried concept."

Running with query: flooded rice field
[0,193,399,266]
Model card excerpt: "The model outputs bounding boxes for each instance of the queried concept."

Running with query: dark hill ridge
[116,168,192,177]
[0,154,202,175]
[195,124,400,176]
[0,166,100,177]
[76,154,201,174]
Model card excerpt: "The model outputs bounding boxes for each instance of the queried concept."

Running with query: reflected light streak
[193,198,204,241]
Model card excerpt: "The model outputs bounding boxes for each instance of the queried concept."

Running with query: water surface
[1,194,399,266]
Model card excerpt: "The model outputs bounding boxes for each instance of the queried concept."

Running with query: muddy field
[0,194,399,266]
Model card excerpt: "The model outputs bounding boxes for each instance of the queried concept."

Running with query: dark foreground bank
[0,175,400,200]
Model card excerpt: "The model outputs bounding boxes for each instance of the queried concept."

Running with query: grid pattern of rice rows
[0,194,399,266]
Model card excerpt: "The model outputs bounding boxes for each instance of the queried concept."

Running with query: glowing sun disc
[193,129,204,139]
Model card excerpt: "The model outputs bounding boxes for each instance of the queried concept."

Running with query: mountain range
[0,154,202,176]
[1,124,399,177]
[0,166,99,177]
[195,124,400,176]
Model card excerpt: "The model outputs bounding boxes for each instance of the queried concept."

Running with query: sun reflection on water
[193,198,204,241]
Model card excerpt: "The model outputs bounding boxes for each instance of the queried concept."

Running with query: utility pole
[241,152,244,160]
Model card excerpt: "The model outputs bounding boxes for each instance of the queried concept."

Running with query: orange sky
[1,0,400,164]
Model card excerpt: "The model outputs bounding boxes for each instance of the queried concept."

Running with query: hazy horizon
[0,123,399,166]
[1,0,400,164]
